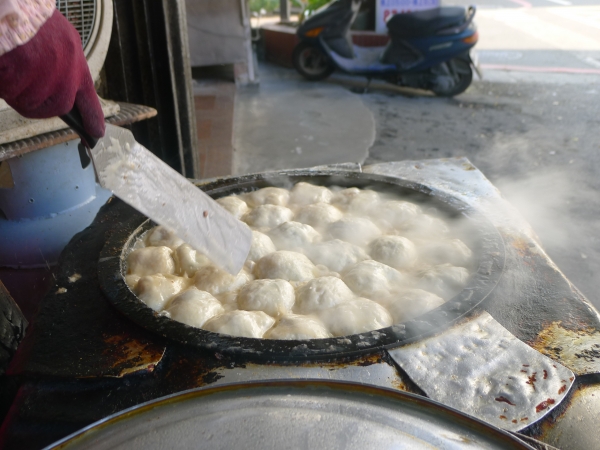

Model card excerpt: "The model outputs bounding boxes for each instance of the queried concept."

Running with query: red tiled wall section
[262,24,389,68]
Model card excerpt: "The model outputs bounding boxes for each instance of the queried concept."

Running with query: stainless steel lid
[47,380,534,450]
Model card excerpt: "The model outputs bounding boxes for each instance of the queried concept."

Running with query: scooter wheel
[292,42,335,81]
[431,58,473,97]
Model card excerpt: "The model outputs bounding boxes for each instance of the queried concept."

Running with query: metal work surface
[209,357,408,391]
[48,381,535,450]
[3,160,600,450]
[99,170,504,361]
[7,200,166,379]
[537,381,600,450]
[389,312,575,432]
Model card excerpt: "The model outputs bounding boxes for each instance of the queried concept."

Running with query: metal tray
[98,170,505,361]
[47,380,534,450]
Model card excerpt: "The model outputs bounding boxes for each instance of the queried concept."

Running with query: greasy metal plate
[388,312,575,432]
[98,170,505,362]
[48,381,534,450]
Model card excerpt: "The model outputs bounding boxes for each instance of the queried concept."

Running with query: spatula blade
[91,124,251,274]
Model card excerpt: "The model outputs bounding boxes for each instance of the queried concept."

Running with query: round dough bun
[247,230,277,262]
[266,314,332,340]
[294,203,343,229]
[203,310,275,338]
[194,266,252,296]
[166,288,224,328]
[305,239,369,273]
[342,260,405,299]
[135,274,189,311]
[289,182,333,206]
[254,251,317,282]
[216,196,249,218]
[245,187,290,207]
[326,217,381,247]
[318,298,393,337]
[237,279,295,317]
[242,204,293,229]
[295,276,354,314]
[379,288,444,323]
[145,226,183,250]
[268,221,321,251]
[368,236,417,270]
[128,246,175,277]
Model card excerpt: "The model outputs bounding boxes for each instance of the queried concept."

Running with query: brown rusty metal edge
[0,103,157,161]
[97,170,506,362]
[47,380,535,450]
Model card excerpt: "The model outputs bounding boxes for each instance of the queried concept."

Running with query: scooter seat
[386,7,468,38]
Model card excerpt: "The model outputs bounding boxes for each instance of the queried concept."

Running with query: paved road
[359,1,600,309]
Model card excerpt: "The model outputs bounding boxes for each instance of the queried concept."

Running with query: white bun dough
[247,230,277,262]
[305,239,369,273]
[165,288,224,327]
[145,226,184,249]
[128,246,175,277]
[379,288,444,323]
[174,244,212,277]
[368,236,417,270]
[295,276,354,314]
[377,200,421,230]
[125,274,140,290]
[289,182,333,206]
[268,221,321,251]
[243,204,293,229]
[419,239,472,267]
[254,251,317,282]
[194,266,253,296]
[342,260,405,299]
[135,274,189,311]
[203,310,275,338]
[318,298,393,337]
[245,187,290,207]
[237,279,295,317]
[417,264,470,298]
[331,187,361,210]
[266,314,332,340]
[216,196,249,219]
[345,189,381,216]
[402,214,450,238]
[326,217,381,247]
[294,203,343,229]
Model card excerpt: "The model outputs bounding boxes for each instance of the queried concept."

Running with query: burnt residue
[495,396,516,406]
[535,399,556,413]
[526,373,537,391]
[528,321,600,376]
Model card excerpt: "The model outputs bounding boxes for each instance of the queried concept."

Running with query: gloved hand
[0,9,105,138]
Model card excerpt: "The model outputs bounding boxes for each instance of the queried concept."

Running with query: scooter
[293,0,480,97]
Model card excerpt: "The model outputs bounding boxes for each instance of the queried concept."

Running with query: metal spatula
[61,109,251,275]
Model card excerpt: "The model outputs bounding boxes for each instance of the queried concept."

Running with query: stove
[1,159,599,450]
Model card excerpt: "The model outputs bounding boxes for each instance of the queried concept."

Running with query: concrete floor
[232,60,600,311]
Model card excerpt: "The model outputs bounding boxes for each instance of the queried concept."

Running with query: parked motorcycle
[293,0,480,97]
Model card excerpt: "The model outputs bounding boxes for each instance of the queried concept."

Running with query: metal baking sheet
[388,312,575,432]
[48,381,534,450]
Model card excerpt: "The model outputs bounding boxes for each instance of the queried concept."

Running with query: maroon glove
[0,9,105,138]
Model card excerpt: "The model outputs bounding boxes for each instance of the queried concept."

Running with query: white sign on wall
[375,0,441,33]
